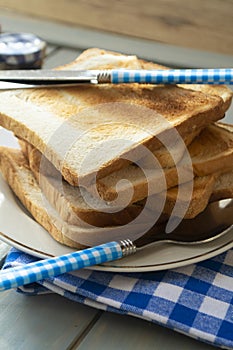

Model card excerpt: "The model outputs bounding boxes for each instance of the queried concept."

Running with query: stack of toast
[0,48,232,248]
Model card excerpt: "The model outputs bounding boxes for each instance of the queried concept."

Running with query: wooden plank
[75,312,215,350]
[1,0,233,55]
[0,290,101,350]
[43,48,82,69]
[1,9,233,69]
[45,43,58,57]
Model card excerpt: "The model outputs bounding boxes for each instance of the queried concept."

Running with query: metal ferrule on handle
[108,68,233,85]
[0,240,136,291]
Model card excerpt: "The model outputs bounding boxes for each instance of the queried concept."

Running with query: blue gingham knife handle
[0,240,136,291]
[109,68,233,84]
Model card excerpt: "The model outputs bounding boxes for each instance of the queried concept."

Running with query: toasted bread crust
[0,147,144,228]
[18,121,233,222]
[0,146,232,248]
[92,122,233,202]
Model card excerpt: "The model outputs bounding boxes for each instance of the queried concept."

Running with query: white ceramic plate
[0,174,233,272]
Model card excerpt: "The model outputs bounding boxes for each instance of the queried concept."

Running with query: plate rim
[1,226,233,272]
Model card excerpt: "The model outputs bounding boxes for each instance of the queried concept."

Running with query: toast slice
[95,122,233,202]
[144,174,217,220]
[0,146,232,248]
[1,144,232,232]
[20,122,233,205]
[0,147,153,247]
[158,169,233,219]
[0,48,232,188]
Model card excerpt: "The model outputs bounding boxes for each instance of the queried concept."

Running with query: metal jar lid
[0,32,46,69]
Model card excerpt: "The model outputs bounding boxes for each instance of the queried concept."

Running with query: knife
[0,68,232,89]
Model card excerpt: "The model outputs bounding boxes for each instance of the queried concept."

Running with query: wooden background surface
[0,0,233,55]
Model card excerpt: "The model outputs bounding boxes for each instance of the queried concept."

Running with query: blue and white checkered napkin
[3,248,233,349]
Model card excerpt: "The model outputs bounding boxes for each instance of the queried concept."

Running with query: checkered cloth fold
[3,247,233,349]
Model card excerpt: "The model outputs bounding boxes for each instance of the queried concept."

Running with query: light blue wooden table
[0,9,232,349]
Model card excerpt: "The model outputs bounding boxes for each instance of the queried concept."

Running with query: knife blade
[0,68,232,89]
[0,69,99,85]
[0,81,93,90]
